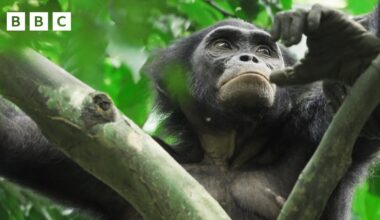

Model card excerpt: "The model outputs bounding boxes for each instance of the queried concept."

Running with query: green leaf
[173,0,223,27]
[280,0,292,10]
[57,0,69,11]
[253,5,271,27]
[347,0,378,15]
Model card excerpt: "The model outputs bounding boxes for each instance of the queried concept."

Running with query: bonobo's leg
[0,97,133,219]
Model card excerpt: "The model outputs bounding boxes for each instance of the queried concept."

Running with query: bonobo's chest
[183,165,284,220]
[182,143,312,220]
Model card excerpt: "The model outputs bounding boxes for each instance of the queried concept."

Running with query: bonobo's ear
[354,3,380,37]
[141,50,171,98]
[141,31,206,105]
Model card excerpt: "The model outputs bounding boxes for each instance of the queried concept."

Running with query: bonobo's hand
[270,4,380,86]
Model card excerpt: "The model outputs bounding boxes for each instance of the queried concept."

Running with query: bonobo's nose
[239,54,259,63]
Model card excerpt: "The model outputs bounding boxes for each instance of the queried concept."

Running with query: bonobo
[1,4,380,220]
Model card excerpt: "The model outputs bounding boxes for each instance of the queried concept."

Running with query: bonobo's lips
[220,71,270,87]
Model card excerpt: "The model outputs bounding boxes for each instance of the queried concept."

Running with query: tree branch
[0,47,231,220]
[277,54,380,219]
[203,0,235,17]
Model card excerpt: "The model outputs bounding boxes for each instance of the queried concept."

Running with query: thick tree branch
[277,54,380,220]
[0,48,231,220]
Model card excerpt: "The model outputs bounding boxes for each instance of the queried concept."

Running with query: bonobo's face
[192,23,285,109]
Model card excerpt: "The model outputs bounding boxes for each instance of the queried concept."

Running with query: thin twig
[204,0,235,17]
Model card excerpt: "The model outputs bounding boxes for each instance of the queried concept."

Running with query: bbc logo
[7,12,71,31]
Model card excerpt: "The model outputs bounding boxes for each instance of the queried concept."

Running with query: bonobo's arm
[0,97,132,219]
[270,4,380,137]
[270,4,380,86]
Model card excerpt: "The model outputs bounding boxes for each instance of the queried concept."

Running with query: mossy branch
[0,48,231,220]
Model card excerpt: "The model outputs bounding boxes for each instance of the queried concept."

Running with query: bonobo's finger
[288,9,307,45]
[270,68,300,86]
[271,13,283,41]
[271,14,282,41]
[307,4,323,32]
[271,56,336,86]
[270,69,316,86]
[281,14,293,46]
[270,66,318,86]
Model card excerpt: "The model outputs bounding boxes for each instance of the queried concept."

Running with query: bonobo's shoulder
[288,82,324,105]
[287,82,329,122]
[284,82,332,144]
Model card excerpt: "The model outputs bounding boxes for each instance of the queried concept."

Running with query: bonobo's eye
[212,39,233,50]
[256,45,272,56]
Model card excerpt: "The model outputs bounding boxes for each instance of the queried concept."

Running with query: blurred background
[0,0,379,219]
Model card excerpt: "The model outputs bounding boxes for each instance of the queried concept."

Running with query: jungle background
[0,0,379,219]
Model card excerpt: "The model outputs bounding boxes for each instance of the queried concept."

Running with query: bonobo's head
[191,21,285,109]
[145,19,293,120]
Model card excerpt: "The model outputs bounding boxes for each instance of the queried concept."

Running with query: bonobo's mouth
[220,71,270,87]
[217,70,275,108]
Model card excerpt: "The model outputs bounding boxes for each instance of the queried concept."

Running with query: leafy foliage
[347,0,378,14]
[0,0,379,219]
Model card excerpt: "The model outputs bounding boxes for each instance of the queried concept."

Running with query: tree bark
[0,48,231,220]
